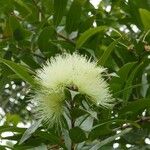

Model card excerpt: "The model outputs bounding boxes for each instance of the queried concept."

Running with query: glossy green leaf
[88,121,113,141]
[19,120,42,144]
[0,58,37,88]
[89,128,132,150]
[71,108,86,119]
[62,129,71,150]
[119,98,150,115]
[97,39,119,66]
[139,9,150,30]
[5,113,21,126]
[76,26,107,49]
[14,0,31,13]
[110,62,137,95]
[20,53,41,69]
[38,26,56,52]
[9,16,24,40]
[69,127,86,143]
[9,16,28,41]
[53,0,68,26]
[28,144,47,150]
[0,126,25,133]
[89,119,140,141]
[0,146,7,150]
[65,0,85,33]
[123,62,143,101]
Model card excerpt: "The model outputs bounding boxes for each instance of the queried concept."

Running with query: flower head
[34,53,114,126]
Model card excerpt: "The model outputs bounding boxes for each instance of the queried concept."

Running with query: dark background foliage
[0,0,150,149]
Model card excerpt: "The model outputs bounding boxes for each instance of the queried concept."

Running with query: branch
[114,116,150,132]
[32,0,45,19]
[31,52,47,60]
[70,93,75,150]
[16,47,46,60]
[57,32,76,45]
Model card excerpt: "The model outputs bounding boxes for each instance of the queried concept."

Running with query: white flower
[34,53,114,126]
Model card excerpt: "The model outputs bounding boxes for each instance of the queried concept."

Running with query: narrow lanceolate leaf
[19,120,42,144]
[110,62,137,95]
[76,26,107,49]
[9,15,24,41]
[69,127,86,143]
[0,58,37,88]
[53,0,68,26]
[65,0,85,33]
[28,144,47,150]
[89,128,132,150]
[139,9,150,31]
[119,98,150,115]
[123,62,143,102]
[9,16,30,41]
[38,26,55,51]
[97,39,119,66]
[14,0,31,13]
[88,119,139,141]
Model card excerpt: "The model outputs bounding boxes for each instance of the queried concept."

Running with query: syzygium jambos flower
[34,53,114,126]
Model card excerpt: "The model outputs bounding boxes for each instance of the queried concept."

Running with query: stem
[31,52,47,60]
[70,96,75,150]
[57,32,76,45]
[113,116,150,131]
[32,0,45,20]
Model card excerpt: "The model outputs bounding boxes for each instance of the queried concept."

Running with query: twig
[16,46,46,60]
[31,52,47,60]
[10,12,24,21]
[114,83,150,95]
[114,116,150,131]
[32,0,45,19]
[70,94,75,150]
[57,32,76,45]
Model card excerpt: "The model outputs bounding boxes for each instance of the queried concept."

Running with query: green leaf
[0,58,38,88]
[79,16,95,33]
[89,128,132,150]
[71,108,86,119]
[116,62,137,81]
[9,16,22,40]
[139,8,150,31]
[97,39,119,66]
[27,144,47,150]
[123,128,148,144]
[89,121,113,140]
[69,127,86,143]
[41,0,54,15]
[119,98,150,115]
[62,129,71,150]
[110,62,137,95]
[123,62,143,101]
[20,53,41,69]
[38,26,56,52]
[14,0,32,13]
[0,146,7,150]
[0,126,25,133]
[5,113,21,126]
[35,131,62,145]
[65,0,85,33]
[19,120,42,144]
[9,16,27,41]
[89,119,140,141]
[53,0,68,26]
[76,26,107,49]
[79,116,94,131]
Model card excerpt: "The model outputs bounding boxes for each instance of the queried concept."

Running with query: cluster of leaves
[0,0,150,149]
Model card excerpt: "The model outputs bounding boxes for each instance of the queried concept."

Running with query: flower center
[66,84,78,91]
